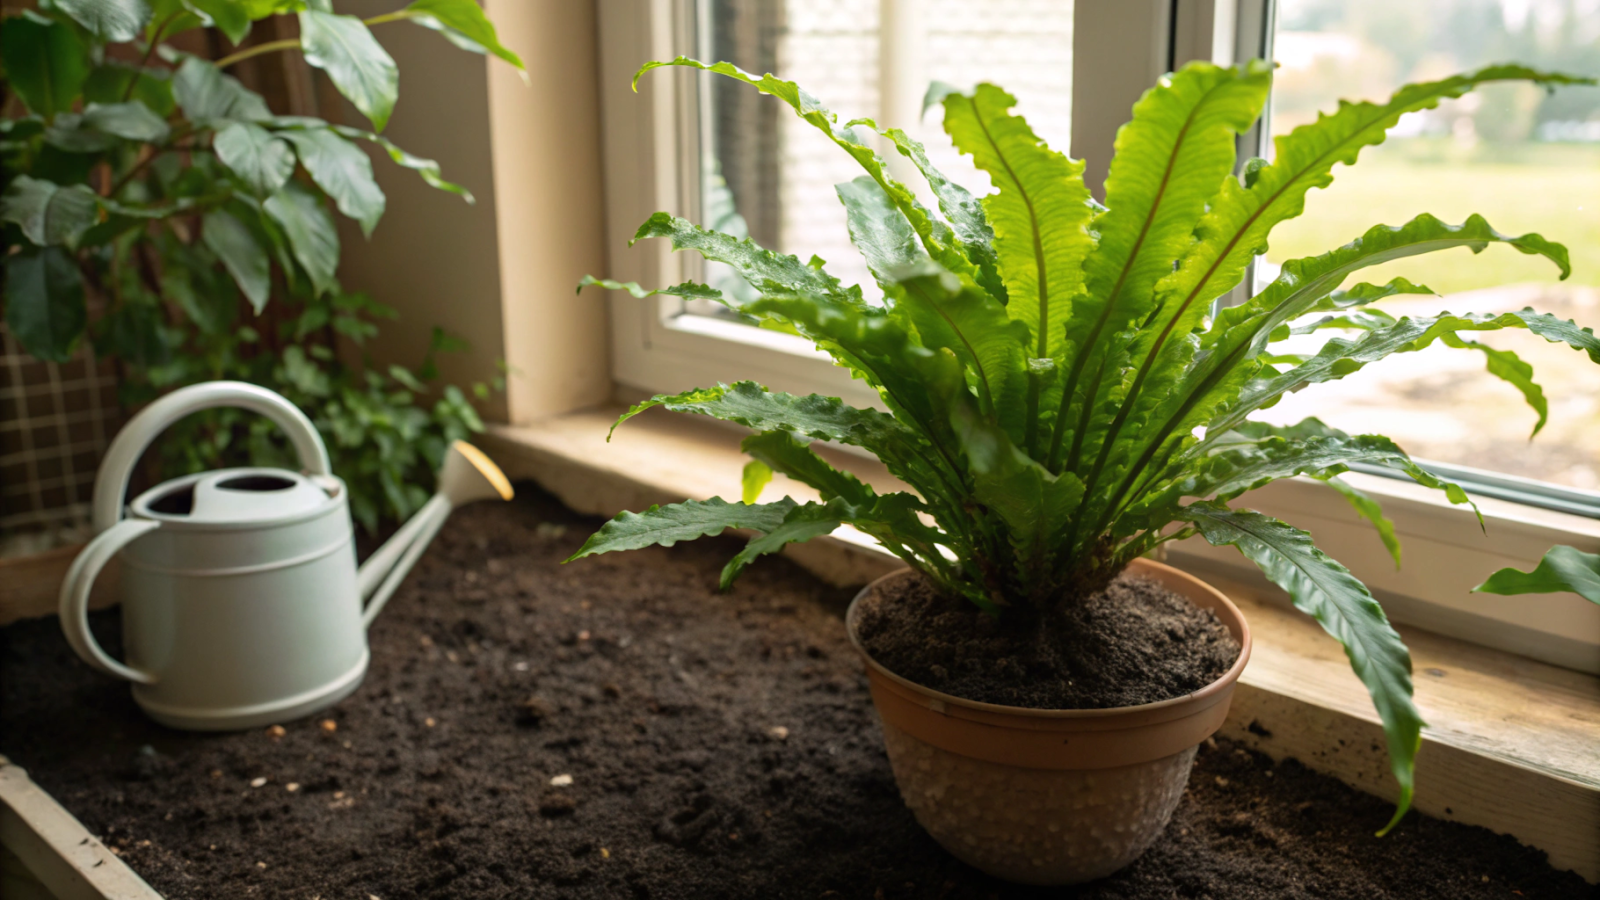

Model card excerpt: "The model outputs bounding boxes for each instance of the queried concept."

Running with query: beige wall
[336,0,611,424]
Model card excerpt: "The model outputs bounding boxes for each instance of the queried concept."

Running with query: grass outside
[1265,146,1600,294]
[1258,142,1600,490]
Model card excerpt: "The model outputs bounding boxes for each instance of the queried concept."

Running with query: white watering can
[58,381,513,731]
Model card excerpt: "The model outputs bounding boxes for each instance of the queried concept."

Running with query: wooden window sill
[479,407,1600,883]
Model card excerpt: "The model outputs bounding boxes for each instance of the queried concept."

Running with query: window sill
[482,407,1600,883]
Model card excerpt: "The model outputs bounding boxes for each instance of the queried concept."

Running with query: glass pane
[1261,0,1600,491]
[695,0,1074,310]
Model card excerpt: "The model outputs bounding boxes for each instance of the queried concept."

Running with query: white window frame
[594,0,1600,673]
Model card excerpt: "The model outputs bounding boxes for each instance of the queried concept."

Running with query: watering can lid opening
[131,468,341,526]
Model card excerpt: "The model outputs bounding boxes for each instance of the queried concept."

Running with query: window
[696,0,1075,310]
[595,0,1600,670]
[1259,0,1600,496]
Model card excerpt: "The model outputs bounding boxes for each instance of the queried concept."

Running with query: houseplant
[1,0,520,531]
[572,57,1600,882]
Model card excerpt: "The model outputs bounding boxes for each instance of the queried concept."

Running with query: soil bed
[1,488,1589,899]
[855,570,1239,709]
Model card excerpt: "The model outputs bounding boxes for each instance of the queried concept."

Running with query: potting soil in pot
[0,488,1590,900]
[854,570,1240,709]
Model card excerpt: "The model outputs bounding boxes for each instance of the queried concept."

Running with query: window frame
[594,0,1600,673]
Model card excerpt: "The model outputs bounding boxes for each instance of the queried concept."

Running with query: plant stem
[214,37,300,69]
[214,11,419,69]
[123,13,182,102]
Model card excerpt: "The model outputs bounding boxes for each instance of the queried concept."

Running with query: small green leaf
[4,246,87,362]
[281,128,386,235]
[298,10,398,132]
[214,122,295,198]
[1473,546,1600,604]
[54,0,153,42]
[1,14,91,119]
[202,209,270,312]
[741,460,773,505]
[401,0,525,70]
[264,182,339,296]
[1,176,102,248]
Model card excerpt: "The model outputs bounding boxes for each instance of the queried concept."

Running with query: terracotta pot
[845,558,1252,885]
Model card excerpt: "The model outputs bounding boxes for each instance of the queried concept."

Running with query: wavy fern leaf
[1050,61,1272,472]
[567,497,798,560]
[1177,503,1422,834]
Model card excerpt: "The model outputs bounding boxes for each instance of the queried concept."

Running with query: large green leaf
[299,10,399,132]
[1178,503,1422,833]
[214,122,295,198]
[939,83,1093,366]
[1154,66,1589,344]
[1105,213,1575,523]
[567,496,798,560]
[1473,545,1600,604]
[172,56,271,123]
[264,182,339,296]
[1,176,101,248]
[1050,61,1272,472]
[400,0,525,71]
[1096,68,1592,520]
[1,13,91,119]
[201,209,270,313]
[4,246,87,363]
[54,0,152,42]
[282,128,386,235]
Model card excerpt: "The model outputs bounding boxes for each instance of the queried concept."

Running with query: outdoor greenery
[1,0,521,531]
[572,57,1600,829]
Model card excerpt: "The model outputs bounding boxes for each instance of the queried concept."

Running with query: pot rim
[845,557,1253,722]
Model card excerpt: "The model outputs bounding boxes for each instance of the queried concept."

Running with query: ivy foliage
[1,0,522,529]
[572,58,1600,830]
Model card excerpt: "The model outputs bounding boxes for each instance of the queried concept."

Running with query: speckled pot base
[881,721,1196,885]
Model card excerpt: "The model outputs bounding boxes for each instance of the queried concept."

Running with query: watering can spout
[356,441,513,626]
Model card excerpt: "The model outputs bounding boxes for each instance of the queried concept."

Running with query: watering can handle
[91,381,331,532]
[59,519,162,683]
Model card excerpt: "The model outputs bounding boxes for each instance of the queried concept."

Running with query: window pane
[1261,0,1600,490]
[697,0,1073,309]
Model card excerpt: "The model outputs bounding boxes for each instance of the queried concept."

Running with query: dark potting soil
[854,570,1240,709]
[1,487,1591,900]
